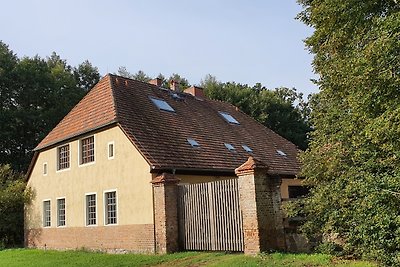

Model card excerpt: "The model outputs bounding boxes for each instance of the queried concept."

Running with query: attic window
[242,145,253,153]
[219,112,240,124]
[224,143,235,151]
[187,138,200,147]
[150,97,175,112]
[277,150,287,156]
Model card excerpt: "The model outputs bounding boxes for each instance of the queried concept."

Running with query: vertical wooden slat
[178,178,244,252]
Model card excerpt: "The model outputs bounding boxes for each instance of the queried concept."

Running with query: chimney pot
[184,86,206,99]
[149,78,163,87]
[170,80,180,91]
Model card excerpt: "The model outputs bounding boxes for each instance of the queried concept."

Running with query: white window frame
[56,197,66,227]
[85,192,98,226]
[43,162,48,176]
[43,199,51,228]
[56,144,71,173]
[107,141,115,160]
[103,189,118,226]
[78,135,96,167]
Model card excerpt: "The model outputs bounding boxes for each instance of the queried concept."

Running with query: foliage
[0,41,100,172]
[0,165,32,248]
[0,249,376,267]
[294,0,400,264]
[201,74,311,150]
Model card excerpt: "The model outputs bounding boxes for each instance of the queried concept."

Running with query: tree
[0,164,31,247]
[0,42,100,172]
[293,0,400,264]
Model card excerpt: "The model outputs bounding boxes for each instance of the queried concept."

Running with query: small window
[150,97,175,112]
[242,145,253,153]
[187,138,200,147]
[224,143,235,151]
[43,200,51,227]
[105,191,117,225]
[108,142,114,159]
[57,144,70,170]
[219,112,240,124]
[277,150,287,156]
[57,198,66,227]
[288,186,310,199]
[80,136,95,164]
[86,194,97,226]
[43,162,48,175]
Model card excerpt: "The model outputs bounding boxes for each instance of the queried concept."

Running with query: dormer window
[277,150,287,156]
[150,97,175,112]
[242,145,253,153]
[219,112,240,124]
[224,143,235,151]
[187,138,200,147]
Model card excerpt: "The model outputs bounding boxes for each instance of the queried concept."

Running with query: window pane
[108,143,114,158]
[57,198,66,227]
[105,191,117,225]
[86,194,96,225]
[150,97,175,112]
[219,112,240,124]
[58,145,70,170]
[81,136,95,164]
[43,200,51,227]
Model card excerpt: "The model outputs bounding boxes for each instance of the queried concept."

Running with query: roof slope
[37,74,300,176]
[36,76,117,150]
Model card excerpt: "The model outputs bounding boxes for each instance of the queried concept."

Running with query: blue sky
[1,0,317,95]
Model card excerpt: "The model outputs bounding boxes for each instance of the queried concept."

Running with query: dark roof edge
[150,167,298,178]
[25,151,39,182]
[34,120,119,151]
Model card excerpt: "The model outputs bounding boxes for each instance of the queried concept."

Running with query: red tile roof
[36,74,301,176]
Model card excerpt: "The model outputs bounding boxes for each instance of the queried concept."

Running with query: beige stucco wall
[281,178,303,199]
[26,126,154,230]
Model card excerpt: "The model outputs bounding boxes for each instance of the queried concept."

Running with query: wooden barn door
[178,179,244,251]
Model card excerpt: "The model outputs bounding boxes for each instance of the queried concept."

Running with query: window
[187,138,200,147]
[80,136,95,164]
[150,97,175,112]
[224,143,235,151]
[86,194,97,226]
[43,162,48,175]
[242,145,253,153]
[108,142,114,159]
[43,200,51,227]
[219,112,240,124]
[276,149,287,156]
[105,191,117,225]
[57,144,70,170]
[57,198,66,227]
[288,186,310,199]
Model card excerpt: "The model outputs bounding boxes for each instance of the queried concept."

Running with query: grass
[0,249,377,267]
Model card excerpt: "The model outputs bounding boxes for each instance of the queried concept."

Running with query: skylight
[242,145,253,153]
[224,143,235,151]
[219,112,240,124]
[150,97,175,112]
[187,138,200,147]
[276,150,287,156]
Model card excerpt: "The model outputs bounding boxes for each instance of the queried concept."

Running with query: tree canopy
[0,164,31,247]
[292,0,400,264]
[0,41,100,172]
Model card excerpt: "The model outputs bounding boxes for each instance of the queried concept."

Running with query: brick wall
[25,224,155,253]
[152,173,179,253]
[236,157,286,254]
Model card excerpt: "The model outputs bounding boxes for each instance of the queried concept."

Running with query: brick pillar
[151,173,180,254]
[235,157,286,254]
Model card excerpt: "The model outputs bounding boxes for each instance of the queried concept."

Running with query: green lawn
[0,249,376,267]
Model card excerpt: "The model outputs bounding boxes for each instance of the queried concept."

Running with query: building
[25,74,305,254]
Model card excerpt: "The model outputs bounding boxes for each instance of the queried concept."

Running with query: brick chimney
[149,78,163,87]
[184,86,206,99]
[170,80,180,91]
